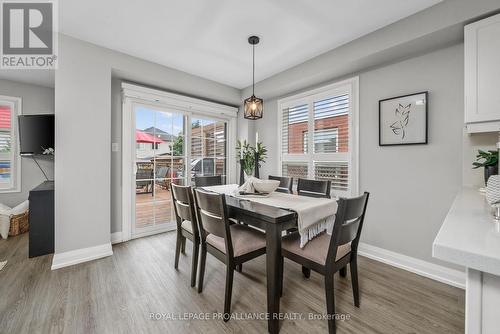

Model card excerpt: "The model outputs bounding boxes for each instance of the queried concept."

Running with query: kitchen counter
[433,187,500,276]
[433,187,500,334]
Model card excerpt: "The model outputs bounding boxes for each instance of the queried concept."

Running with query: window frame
[277,77,359,197]
[0,95,22,193]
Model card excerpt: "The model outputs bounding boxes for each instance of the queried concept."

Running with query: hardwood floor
[0,232,464,334]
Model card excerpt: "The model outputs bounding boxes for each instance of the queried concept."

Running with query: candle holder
[254,152,260,179]
[239,159,245,185]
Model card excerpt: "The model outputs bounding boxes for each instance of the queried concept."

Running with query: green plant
[171,136,183,156]
[236,140,267,176]
[236,139,254,175]
[473,149,498,169]
[255,142,267,168]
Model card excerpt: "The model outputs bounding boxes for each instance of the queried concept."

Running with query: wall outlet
[112,143,120,152]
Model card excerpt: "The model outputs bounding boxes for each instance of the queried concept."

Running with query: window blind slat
[282,104,308,154]
[314,161,349,191]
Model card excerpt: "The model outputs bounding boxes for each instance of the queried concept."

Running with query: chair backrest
[327,192,370,266]
[156,166,169,179]
[170,183,199,236]
[193,188,234,256]
[297,178,331,198]
[136,168,153,180]
[269,175,293,194]
[195,175,223,187]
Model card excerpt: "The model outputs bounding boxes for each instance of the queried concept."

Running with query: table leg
[266,224,281,333]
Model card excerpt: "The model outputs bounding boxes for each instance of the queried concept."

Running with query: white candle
[256,132,259,144]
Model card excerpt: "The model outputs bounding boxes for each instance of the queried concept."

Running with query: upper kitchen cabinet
[465,13,500,133]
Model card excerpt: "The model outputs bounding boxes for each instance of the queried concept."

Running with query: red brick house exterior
[287,114,348,153]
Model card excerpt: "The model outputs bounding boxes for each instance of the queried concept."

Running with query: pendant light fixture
[243,35,263,120]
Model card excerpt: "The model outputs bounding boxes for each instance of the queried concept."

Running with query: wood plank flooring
[0,232,464,334]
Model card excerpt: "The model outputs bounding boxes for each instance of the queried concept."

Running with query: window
[279,78,358,197]
[0,96,21,192]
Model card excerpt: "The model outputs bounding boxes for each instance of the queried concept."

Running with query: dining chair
[171,183,200,288]
[269,175,293,194]
[194,175,223,187]
[193,188,267,320]
[297,178,331,198]
[280,192,370,334]
[293,178,332,257]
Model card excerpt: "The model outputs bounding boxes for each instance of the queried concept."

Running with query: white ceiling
[1,1,442,89]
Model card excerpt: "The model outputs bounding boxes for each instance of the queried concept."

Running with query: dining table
[204,184,337,334]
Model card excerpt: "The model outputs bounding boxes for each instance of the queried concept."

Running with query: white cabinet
[465,13,500,133]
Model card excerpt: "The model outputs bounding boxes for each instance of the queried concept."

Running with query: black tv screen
[18,114,54,155]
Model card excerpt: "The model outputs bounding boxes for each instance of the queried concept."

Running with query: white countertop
[433,187,500,276]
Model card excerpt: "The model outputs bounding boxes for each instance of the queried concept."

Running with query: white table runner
[204,184,338,248]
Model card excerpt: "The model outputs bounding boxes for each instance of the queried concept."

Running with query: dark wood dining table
[224,195,298,334]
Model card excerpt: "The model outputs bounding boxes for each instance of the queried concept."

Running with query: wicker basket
[8,210,29,236]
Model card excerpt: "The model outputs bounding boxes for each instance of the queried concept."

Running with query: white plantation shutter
[279,79,358,197]
[314,161,349,191]
[313,95,349,153]
[282,161,308,186]
[282,103,308,155]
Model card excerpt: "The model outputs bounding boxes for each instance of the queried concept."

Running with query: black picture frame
[378,91,428,146]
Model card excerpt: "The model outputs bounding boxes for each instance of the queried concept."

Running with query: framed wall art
[379,91,428,146]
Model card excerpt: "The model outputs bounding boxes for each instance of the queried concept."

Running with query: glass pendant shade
[244,95,263,120]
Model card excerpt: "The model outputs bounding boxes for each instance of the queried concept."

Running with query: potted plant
[473,149,499,184]
[236,140,255,177]
[236,140,267,179]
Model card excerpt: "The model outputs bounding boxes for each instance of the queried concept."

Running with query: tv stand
[28,181,54,258]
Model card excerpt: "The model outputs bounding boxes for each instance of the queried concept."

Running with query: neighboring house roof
[0,107,10,129]
[136,130,164,143]
[142,126,176,141]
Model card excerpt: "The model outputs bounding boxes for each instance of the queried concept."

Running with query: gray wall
[0,80,54,207]
[56,35,241,253]
[253,44,465,268]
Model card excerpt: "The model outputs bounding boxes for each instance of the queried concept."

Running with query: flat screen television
[18,114,54,156]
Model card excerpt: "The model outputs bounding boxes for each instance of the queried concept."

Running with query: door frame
[121,83,237,242]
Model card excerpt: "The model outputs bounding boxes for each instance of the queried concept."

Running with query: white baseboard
[51,243,113,270]
[358,242,465,289]
[111,231,123,244]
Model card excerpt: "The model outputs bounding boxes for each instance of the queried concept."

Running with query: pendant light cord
[252,43,255,96]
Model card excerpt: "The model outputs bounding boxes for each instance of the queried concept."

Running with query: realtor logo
[0,0,58,69]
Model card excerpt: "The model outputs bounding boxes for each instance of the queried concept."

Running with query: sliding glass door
[133,104,187,237]
[122,84,237,241]
[128,104,229,238]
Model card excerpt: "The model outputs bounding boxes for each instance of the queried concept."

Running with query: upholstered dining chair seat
[282,232,351,265]
[206,224,266,257]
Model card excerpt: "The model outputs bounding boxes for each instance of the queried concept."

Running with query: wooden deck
[136,184,173,229]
